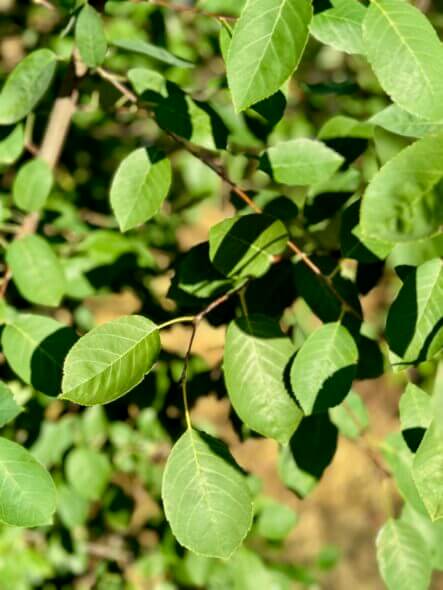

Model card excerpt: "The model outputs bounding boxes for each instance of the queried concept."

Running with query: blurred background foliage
[0,0,442,588]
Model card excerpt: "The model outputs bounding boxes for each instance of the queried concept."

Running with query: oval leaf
[0,437,56,527]
[362,0,443,121]
[13,158,53,212]
[209,213,288,279]
[110,147,171,232]
[162,429,253,558]
[290,322,358,415]
[260,139,344,186]
[0,123,24,165]
[6,235,66,307]
[224,314,302,443]
[75,4,107,68]
[376,519,432,590]
[0,49,57,125]
[361,133,443,242]
[226,0,312,111]
[413,420,443,521]
[2,314,77,396]
[386,259,443,364]
[61,315,160,405]
[65,448,111,501]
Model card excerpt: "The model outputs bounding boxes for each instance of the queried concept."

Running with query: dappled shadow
[30,327,77,396]
[289,414,338,479]
[312,366,357,414]
[212,214,287,278]
[402,427,426,453]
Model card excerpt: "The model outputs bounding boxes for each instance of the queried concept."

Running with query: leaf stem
[158,316,196,330]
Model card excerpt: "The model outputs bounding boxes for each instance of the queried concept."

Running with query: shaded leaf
[329,390,369,439]
[0,381,22,428]
[290,322,358,414]
[209,214,288,279]
[224,314,302,443]
[2,314,77,396]
[386,259,443,364]
[112,39,194,68]
[0,124,24,165]
[256,500,297,541]
[66,448,111,501]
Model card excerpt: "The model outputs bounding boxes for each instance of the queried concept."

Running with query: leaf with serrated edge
[6,235,66,307]
[162,428,253,558]
[399,384,432,431]
[61,315,160,406]
[110,148,171,232]
[376,519,432,590]
[226,0,312,111]
[224,314,302,443]
[362,0,443,121]
[0,49,56,125]
[0,437,56,527]
[386,259,443,364]
[290,322,358,415]
[361,133,443,243]
[413,420,443,521]
[310,0,366,55]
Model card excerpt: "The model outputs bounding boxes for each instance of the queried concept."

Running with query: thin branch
[89,70,362,320]
[97,67,138,104]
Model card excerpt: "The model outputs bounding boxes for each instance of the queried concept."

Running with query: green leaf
[0,437,56,527]
[177,243,235,299]
[75,4,107,68]
[382,432,427,515]
[13,158,53,212]
[6,235,66,307]
[413,420,443,521]
[2,314,77,396]
[112,39,194,68]
[376,519,432,590]
[400,503,443,571]
[310,0,366,55]
[399,384,432,431]
[329,390,369,439]
[31,415,78,468]
[226,0,312,111]
[370,105,443,139]
[224,314,302,443]
[209,214,288,279]
[57,483,90,529]
[128,67,167,97]
[65,448,111,501]
[0,124,24,165]
[110,147,171,232]
[0,49,57,125]
[0,382,22,428]
[386,259,443,364]
[361,133,443,243]
[61,315,160,405]
[256,500,298,541]
[260,139,344,186]
[162,428,253,558]
[290,322,358,415]
[362,0,443,121]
